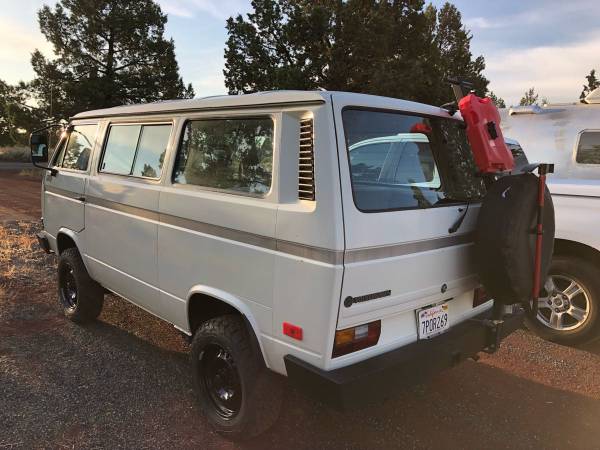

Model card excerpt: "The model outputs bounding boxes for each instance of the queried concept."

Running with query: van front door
[43,124,98,238]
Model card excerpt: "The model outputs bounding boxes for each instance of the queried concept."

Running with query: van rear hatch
[334,104,488,360]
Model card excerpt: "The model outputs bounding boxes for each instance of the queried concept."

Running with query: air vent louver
[298,119,315,201]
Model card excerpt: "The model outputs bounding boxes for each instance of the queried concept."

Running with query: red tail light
[332,321,381,358]
[473,286,489,307]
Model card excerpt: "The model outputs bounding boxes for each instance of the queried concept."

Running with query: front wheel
[526,256,600,344]
[190,315,282,439]
[57,248,104,323]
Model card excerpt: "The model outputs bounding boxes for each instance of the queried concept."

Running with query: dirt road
[0,171,41,222]
[2,176,600,449]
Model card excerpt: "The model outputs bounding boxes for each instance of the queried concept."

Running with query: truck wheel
[57,248,104,323]
[191,314,282,439]
[526,256,600,344]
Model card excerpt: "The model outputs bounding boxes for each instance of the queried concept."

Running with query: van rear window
[173,118,274,196]
[342,108,485,212]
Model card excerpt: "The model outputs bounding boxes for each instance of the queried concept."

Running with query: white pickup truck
[501,92,600,344]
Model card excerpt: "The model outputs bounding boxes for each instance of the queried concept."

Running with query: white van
[501,95,600,344]
[31,91,522,438]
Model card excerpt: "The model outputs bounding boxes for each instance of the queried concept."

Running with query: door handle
[76,196,86,202]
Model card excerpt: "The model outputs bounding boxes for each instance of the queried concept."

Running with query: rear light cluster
[332,320,381,358]
[473,286,490,308]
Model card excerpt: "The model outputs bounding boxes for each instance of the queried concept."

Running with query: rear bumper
[284,308,523,409]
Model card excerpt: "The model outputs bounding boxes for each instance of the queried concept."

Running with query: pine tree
[224,1,488,106]
[0,79,43,146]
[580,69,599,101]
[519,87,539,106]
[30,0,194,120]
[487,91,506,108]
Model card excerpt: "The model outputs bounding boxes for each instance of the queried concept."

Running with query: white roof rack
[583,87,600,104]
[508,104,544,115]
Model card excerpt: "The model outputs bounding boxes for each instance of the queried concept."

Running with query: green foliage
[487,91,506,108]
[30,0,194,121]
[0,79,44,146]
[519,87,539,106]
[224,1,488,105]
[580,69,599,101]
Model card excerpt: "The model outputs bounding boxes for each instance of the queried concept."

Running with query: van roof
[71,90,454,120]
[72,91,330,119]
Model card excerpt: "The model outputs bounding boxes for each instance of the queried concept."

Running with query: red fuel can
[458,94,514,174]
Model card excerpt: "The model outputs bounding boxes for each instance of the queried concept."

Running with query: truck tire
[191,314,283,439]
[57,248,104,323]
[525,256,600,344]
[475,173,555,304]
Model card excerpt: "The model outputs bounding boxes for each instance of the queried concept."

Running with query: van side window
[576,131,600,164]
[101,124,171,178]
[61,124,97,171]
[173,118,274,196]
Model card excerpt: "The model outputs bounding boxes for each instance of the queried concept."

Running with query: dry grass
[0,146,29,162]
[0,222,54,285]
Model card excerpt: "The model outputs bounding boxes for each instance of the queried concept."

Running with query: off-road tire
[57,247,104,323]
[526,256,600,344]
[191,314,283,439]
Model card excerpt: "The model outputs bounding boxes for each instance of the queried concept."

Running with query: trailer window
[173,118,274,196]
[343,108,484,212]
[576,131,600,164]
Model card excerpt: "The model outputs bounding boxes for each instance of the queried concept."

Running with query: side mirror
[29,127,59,175]
[30,132,49,164]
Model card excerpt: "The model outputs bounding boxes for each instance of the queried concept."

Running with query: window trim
[341,105,480,214]
[573,129,600,167]
[98,121,174,181]
[171,116,276,199]
[54,123,99,173]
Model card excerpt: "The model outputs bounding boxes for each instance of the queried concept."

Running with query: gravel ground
[2,221,600,449]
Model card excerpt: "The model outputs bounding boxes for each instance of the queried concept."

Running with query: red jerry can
[458,93,514,174]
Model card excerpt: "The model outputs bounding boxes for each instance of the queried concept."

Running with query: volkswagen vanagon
[30,91,522,438]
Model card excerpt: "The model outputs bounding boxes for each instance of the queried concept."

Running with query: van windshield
[343,108,485,212]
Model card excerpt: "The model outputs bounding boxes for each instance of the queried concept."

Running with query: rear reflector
[332,320,381,358]
[283,322,303,340]
[473,286,490,308]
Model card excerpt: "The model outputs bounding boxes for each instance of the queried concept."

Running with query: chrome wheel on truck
[537,275,591,331]
[527,256,600,344]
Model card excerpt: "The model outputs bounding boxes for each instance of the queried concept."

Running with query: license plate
[417,303,450,339]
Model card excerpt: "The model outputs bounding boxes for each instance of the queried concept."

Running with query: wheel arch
[186,285,269,368]
[56,228,94,274]
[554,238,600,268]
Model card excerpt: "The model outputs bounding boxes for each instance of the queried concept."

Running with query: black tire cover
[475,173,555,305]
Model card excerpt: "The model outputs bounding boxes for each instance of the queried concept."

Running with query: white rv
[30,91,522,438]
[501,89,600,344]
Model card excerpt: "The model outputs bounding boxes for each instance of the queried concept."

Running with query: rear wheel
[57,248,104,323]
[526,256,600,344]
[191,315,282,439]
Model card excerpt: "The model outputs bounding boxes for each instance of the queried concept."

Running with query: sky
[1,0,598,106]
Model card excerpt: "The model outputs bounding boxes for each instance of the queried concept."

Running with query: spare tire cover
[475,173,555,305]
